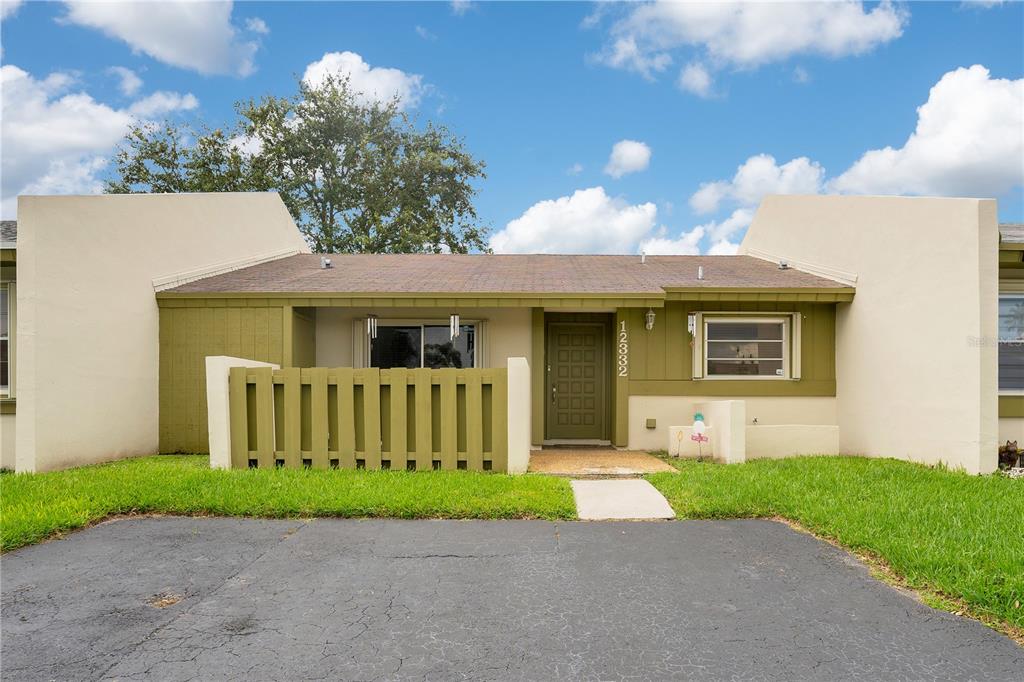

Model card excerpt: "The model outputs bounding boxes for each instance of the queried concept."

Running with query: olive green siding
[625,301,837,397]
[291,307,317,367]
[159,305,285,453]
[229,366,508,471]
[1000,395,1024,418]
[530,308,544,445]
[613,308,629,446]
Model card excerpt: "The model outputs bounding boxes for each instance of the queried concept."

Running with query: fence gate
[228,367,509,472]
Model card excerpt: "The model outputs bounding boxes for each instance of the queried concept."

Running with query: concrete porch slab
[529,450,677,477]
[571,479,676,520]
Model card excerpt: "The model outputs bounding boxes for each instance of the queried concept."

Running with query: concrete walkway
[571,479,676,520]
[529,449,677,476]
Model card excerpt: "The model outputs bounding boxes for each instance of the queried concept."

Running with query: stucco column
[507,357,531,474]
[206,356,278,469]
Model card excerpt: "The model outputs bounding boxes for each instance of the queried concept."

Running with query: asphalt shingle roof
[166,254,851,295]
[1000,223,1024,244]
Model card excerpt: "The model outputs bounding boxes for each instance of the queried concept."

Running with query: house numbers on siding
[617,320,629,377]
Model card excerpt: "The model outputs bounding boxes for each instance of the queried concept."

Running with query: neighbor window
[370,324,476,369]
[999,295,1024,392]
[704,318,788,378]
[0,283,8,395]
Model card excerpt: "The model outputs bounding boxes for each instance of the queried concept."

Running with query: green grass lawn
[646,456,1024,632]
[0,455,576,551]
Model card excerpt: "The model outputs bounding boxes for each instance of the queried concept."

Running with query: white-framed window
[0,282,9,396]
[370,323,477,369]
[999,294,1024,393]
[703,316,790,379]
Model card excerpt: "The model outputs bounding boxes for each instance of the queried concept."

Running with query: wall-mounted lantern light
[450,313,461,340]
[645,308,656,331]
[687,313,697,336]
[366,314,378,340]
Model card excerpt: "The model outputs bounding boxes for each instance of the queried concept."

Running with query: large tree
[106,76,489,253]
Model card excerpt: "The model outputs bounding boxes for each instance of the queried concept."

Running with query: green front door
[546,323,607,440]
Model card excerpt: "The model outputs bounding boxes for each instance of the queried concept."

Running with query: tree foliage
[106,76,489,254]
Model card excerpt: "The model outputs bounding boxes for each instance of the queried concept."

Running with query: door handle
[551,385,556,404]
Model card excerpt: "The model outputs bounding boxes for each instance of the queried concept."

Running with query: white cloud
[490,187,657,254]
[62,1,259,77]
[303,51,425,109]
[639,226,704,255]
[961,1,1006,8]
[567,162,584,176]
[597,1,906,92]
[21,156,108,197]
[700,208,756,243]
[596,36,672,80]
[107,66,143,97]
[642,207,752,256]
[604,140,652,178]
[245,17,269,35]
[690,155,825,214]
[415,25,437,41]
[1,64,198,218]
[127,91,198,117]
[1,0,23,19]
[830,65,1023,197]
[608,1,906,70]
[678,62,712,97]
[707,239,740,256]
[451,0,473,16]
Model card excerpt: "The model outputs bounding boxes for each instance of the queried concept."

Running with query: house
[1,192,1015,474]
[4,194,309,472]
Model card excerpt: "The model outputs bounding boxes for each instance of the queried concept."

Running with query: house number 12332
[617,321,628,377]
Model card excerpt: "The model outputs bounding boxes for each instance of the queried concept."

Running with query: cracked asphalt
[2,517,1021,681]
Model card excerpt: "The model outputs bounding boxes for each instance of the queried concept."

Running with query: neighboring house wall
[998,246,1024,445]
[1,255,14,470]
[15,193,308,472]
[740,195,998,474]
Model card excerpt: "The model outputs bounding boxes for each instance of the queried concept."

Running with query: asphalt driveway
[2,518,1021,681]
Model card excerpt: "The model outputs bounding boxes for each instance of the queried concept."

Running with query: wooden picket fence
[228,367,509,472]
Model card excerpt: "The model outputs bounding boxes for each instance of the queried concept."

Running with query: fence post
[389,368,408,470]
[362,369,382,469]
[439,369,458,470]
[414,369,433,471]
[506,357,531,474]
[466,372,484,471]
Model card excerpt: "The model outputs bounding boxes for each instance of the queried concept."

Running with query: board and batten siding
[159,305,285,452]
[625,301,837,397]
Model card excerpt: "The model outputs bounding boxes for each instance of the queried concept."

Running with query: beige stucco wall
[741,195,998,474]
[746,425,840,459]
[315,307,532,368]
[1000,418,1024,444]
[15,193,308,472]
[628,395,837,451]
[1,413,14,470]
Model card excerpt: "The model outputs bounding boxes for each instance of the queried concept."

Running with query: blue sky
[2,1,1022,254]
